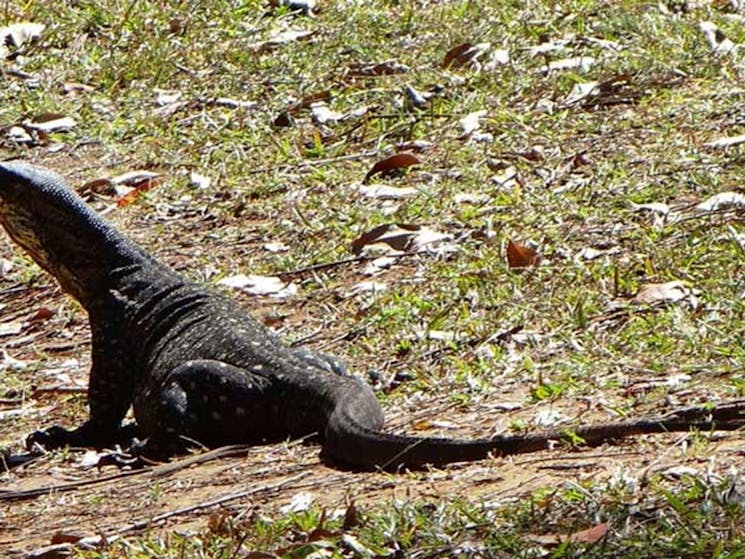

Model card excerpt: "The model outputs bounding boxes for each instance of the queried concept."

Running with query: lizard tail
[324,390,745,471]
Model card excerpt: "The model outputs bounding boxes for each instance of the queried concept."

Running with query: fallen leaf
[259,28,314,49]
[26,114,76,132]
[63,82,95,96]
[28,307,54,322]
[345,281,388,297]
[534,408,568,427]
[217,274,298,298]
[699,21,736,55]
[189,172,211,190]
[485,49,510,69]
[544,56,596,72]
[454,193,490,205]
[696,191,745,211]
[310,102,345,124]
[442,42,491,70]
[0,320,24,337]
[0,22,45,50]
[263,242,289,253]
[347,60,410,77]
[443,42,475,68]
[280,492,315,513]
[705,134,745,149]
[1,350,28,371]
[114,171,160,207]
[662,466,699,478]
[357,183,419,200]
[632,281,691,304]
[49,532,86,545]
[506,240,539,269]
[564,81,600,105]
[5,126,34,144]
[363,154,420,183]
[404,83,429,108]
[460,110,486,136]
[351,223,453,256]
[568,522,609,544]
[0,258,13,277]
[630,202,670,216]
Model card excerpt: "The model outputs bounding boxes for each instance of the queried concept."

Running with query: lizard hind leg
[292,346,351,376]
[134,359,284,456]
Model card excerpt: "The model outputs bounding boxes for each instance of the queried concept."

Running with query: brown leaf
[81,177,116,196]
[363,153,420,183]
[442,42,474,68]
[347,60,410,77]
[50,531,84,544]
[343,501,358,529]
[116,177,159,207]
[351,223,452,256]
[567,522,609,544]
[28,307,54,323]
[526,522,609,548]
[506,240,539,269]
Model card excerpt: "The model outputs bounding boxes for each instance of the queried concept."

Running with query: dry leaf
[404,83,429,108]
[705,134,745,149]
[697,191,745,212]
[632,281,691,304]
[310,102,345,124]
[442,42,490,70]
[351,223,453,256]
[112,171,160,207]
[0,320,24,337]
[443,42,475,68]
[564,81,600,105]
[506,239,539,269]
[567,522,609,544]
[700,21,736,55]
[346,281,388,298]
[189,172,212,190]
[217,274,297,298]
[460,110,486,136]
[357,183,419,200]
[0,22,44,52]
[63,82,95,96]
[348,60,410,77]
[280,492,315,513]
[544,56,596,72]
[26,114,76,132]
[363,154,420,183]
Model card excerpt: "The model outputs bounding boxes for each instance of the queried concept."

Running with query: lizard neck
[0,162,154,310]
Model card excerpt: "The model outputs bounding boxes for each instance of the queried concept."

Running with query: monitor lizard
[1,161,743,470]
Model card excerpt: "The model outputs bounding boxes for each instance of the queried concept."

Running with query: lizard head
[0,161,133,306]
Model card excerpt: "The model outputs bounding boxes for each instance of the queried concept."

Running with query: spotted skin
[4,162,744,471]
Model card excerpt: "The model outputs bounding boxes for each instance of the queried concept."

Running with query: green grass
[2,0,745,556]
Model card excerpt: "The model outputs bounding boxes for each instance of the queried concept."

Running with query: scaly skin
[1,161,744,470]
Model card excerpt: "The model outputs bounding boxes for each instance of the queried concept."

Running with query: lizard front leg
[27,326,135,451]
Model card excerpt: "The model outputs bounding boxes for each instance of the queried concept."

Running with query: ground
[2,1,745,557]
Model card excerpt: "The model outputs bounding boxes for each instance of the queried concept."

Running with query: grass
[2,0,745,556]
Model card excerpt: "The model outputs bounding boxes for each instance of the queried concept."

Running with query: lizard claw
[94,451,148,470]
[25,425,74,452]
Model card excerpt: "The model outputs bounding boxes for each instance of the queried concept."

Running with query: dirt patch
[4,433,743,556]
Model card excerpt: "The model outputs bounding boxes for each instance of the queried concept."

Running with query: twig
[278,255,370,279]
[112,471,310,535]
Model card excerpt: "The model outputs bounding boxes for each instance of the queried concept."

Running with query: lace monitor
[1,161,743,470]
